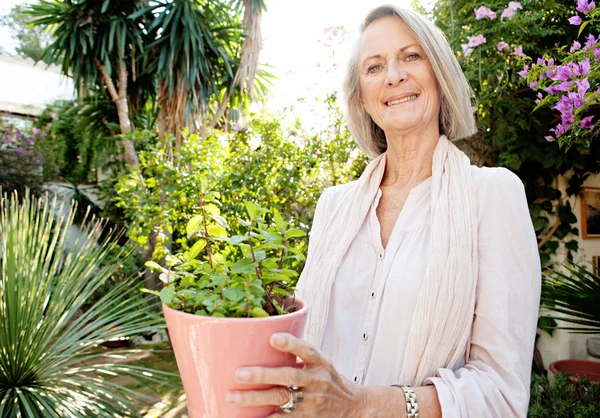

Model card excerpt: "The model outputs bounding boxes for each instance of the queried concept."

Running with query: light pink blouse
[319,166,541,417]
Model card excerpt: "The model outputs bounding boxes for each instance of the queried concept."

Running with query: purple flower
[569,15,583,25]
[573,58,591,76]
[537,57,547,66]
[518,64,529,78]
[577,77,590,94]
[550,65,572,81]
[530,81,539,89]
[501,1,523,19]
[546,85,561,95]
[468,34,487,47]
[584,34,598,49]
[577,0,596,14]
[550,123,567,137]
[497,41,510,51]
[461,44,474,56]
[570,41,582,53]
[475,6,497,19]
[513,45,527,59]
[545,136,555,142]
[581,116,594,129]
[594,48,600,61]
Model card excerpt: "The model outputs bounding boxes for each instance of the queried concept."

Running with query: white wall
[0,53,74,116]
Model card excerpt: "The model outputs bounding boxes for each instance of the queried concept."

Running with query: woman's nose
[385,61,407,86]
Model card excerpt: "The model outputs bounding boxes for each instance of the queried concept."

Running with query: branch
[96,60,119,104]
[538,219,561,250]
[208,92,232,130]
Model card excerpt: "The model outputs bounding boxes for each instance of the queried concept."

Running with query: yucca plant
[541,263,600,334]
[0,190,177,417]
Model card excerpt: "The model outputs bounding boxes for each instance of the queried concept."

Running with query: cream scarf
[296,135,478,386]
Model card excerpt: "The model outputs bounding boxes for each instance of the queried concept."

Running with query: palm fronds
[0,190,178,417]
[541,264,600,334]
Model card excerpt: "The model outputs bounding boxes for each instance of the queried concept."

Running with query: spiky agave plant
[541,263,600,334]
[0,191,177,417]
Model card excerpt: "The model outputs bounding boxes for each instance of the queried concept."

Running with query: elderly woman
[227,5,540,418]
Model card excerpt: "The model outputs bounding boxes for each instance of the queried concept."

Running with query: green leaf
[230,235,249,245]
[160,286,175,305]
[207,224,228,238]
[204,203,220,216]
[231,259,257,274]
[186,215,204,236]
[188,239,206,261]
[578,20,590,37]
[245,201,258,220]
[144,261,165,272]
[284,228,306,240]
[223,287,245,302]
[273,210,287,234]
[249,307,269,318]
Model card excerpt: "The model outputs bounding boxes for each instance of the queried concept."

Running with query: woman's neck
[381,130,440,190]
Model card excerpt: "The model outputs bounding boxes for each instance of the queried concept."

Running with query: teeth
[387,95,418,106]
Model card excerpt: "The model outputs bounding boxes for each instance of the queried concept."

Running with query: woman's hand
[226,333,367,418]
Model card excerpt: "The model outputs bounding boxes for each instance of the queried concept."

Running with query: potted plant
[541,264,600,383]
[144,179,309,418]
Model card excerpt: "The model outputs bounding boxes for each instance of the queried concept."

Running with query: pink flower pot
[163,299,308,418]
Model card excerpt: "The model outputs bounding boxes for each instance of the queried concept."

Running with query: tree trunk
[97,60,139,166]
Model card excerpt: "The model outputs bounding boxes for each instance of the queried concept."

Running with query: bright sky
[0,0,428,115]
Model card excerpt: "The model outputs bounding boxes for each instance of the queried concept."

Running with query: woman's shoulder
[469,165,525,196]
[318,181,358,205]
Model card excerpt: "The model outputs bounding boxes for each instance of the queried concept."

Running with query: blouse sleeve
[296,187,334,298]
[426,168,541,418]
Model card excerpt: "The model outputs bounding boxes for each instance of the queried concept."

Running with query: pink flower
[569,15,583,25]
[468,34,487,47]
[594,48,600,61]
[581,116,595,129]
[513,45,526,59]
[529,81,538,89]
[501,1,523,19]
[570,41,582,53]
[474,6,497,19]
[545,136,555,142]
[497,41,510,51]
[461,44,474,56]
[577,0,596,14]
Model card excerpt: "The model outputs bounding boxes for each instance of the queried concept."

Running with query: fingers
[235,365,312,387]
[270,333,331,367]
[227,386,294,407]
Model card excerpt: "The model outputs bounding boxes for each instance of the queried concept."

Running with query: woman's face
[358,17,440,137]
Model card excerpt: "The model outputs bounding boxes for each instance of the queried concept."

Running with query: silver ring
[279,386,304,413]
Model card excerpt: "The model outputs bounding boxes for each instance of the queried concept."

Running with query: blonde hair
[343,5,477,157]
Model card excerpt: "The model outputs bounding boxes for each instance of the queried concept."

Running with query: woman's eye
[405,53,421,61]
[367,64,382,73]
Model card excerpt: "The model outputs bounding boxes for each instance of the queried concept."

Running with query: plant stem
[278,239,286,270]
[200,196,213,269]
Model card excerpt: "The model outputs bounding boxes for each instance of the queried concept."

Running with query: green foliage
[541,263,600,334]
[0,190,177,417]
[431,0,600,266]
[145,189,306,318]
[528,372,600,417]
[113,103,367,263]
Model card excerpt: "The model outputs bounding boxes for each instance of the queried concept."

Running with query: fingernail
[227,392,241,404]
[236,369,251,382]
[273,334,286,346]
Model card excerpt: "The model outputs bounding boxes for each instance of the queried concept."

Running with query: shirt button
[379,253,383,260]
[362,332,369,341]
[354,375,360,383]
[370,291,376,299]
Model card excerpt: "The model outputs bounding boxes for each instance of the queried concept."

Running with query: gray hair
[343,5,477,157]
